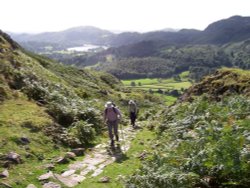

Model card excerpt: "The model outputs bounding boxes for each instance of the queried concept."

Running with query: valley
[0,14,250,188]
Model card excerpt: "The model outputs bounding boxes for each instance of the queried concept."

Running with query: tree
[130,81,136,87]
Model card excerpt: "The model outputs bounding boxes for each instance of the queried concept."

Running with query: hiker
[128,100,138,128]
[104,101,122,146]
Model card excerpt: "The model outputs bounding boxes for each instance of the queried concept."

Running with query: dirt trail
[38,124,141,188]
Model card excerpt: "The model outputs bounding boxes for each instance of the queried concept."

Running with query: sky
[1,0,250,33]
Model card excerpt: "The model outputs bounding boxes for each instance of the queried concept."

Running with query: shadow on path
[106,143,129,163]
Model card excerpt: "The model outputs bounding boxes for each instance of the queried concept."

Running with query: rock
[44,164,55,170]
[70,148,85,156]
[26,184,37,188]
[98,176,110,183]
[42,182,61,188]
[0,182,12,188]
[64,152,76,160]
[38,171,54,181]
[6,152,21,164]
[0,169,9,178]
[20,137,30,145]
[61,170,75,177]
[55,157,69,164]
[54,174,79,187]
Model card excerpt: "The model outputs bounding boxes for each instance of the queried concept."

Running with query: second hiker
[128,100,138,128]
[104,101,122,147]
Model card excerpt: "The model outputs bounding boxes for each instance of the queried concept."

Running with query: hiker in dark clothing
[104,101,122,146]
[128,100,138,128]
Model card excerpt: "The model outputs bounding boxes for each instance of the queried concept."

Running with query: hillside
[126,68,250,187]
[180,68,250,102]
[0,30,162,187]
[200,16,250,44]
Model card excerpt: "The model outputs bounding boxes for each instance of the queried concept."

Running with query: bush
[69,121,96,145]
[127,95,250,187]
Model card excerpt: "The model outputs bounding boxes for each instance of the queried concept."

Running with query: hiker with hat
[104,101,122,147]
[128,100,138,128]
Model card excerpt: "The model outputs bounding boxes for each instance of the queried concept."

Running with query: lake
[67,44,108,52]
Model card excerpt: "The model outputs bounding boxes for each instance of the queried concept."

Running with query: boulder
[0,169,9,178]
[0,182,12,188]
[26,184,37,188]
[64,152,76,160]
[55,157,69,164]
[70,148,85,156]
[98,176,110,183]
[6,152,21,164]
[42,182,61,188]
[54,174,79,187]
[38,171,54,181]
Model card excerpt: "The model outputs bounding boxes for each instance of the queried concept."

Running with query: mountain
[10,26,114,47]
[10,16,250,50]
[199,15,250,44]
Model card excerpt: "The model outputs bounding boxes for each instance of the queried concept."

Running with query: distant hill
[10,15,250,50]
[198,15,250,44]
[10,26,114,47]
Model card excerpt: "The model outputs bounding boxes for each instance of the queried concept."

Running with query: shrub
[69,120,96,145]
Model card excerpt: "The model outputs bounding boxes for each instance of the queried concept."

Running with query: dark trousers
[130,112,136,126]
[107,120,118,141]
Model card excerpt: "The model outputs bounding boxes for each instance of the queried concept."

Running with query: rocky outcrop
[179,69,250,102]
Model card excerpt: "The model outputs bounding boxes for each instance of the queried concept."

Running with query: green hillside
[126,68,250,188]
[0,31,162,187]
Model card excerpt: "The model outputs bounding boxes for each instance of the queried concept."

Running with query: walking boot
[115,135,119,142]
[110,139,114,147]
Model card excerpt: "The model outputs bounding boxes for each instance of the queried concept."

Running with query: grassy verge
[0,99,68,187]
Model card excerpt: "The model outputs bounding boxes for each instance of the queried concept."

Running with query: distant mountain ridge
[199,15,250,44]
[9,15,250,50]
[10,26,114,47]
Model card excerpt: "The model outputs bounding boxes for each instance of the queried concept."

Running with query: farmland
[122,71,192,105]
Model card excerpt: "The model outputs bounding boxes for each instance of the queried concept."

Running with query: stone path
[36,124,141,188]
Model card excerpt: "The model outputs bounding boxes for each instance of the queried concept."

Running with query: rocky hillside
[0,30,161,187]
[180,68,250,102]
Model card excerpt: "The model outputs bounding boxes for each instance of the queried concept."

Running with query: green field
[121,72,192,105]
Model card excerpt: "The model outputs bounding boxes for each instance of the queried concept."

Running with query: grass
[179,71,190,80]
[122,73,192,105]
[76,126,156,188]
[154,94,177,105]
[122,78,159,86]
[0,98,68,187]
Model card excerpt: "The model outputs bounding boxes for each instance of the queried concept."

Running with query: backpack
[105,107,117,116]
